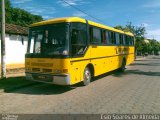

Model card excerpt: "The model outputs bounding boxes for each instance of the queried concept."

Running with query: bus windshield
[27,23,69,56]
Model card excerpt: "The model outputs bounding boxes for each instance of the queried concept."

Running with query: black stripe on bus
[70,53,134,62]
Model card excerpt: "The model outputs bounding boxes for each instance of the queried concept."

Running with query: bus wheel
[119,59,126,72]
[83,67,91,86]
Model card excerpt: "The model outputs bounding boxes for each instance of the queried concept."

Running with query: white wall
[0,34,28,66]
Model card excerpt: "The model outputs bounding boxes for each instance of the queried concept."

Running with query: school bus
[25,17,134,86]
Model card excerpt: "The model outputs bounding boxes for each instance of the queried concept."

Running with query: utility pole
[1,0,6,79]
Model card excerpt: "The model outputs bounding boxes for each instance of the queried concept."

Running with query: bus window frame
[90,26,102,45]
[70,22,89,57]
[110,31,116,45]
[119,33,124,45]
[89,26,106,46]
[26,22,70,58]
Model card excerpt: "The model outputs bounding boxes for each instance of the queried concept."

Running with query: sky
[10,0,160,41]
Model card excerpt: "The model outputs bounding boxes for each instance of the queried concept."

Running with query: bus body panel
[25,17,135,85]
[25,46,135,85]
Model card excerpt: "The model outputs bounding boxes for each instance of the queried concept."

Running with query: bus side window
[104,30,107,44]
[89,27,93,43]
[101,29,105,44]
[100,29,106,45]
[128,36,130,45]
[106,31,112,45]
[116,33,120,45]
[125,35,127,45]
[129,36,131,45]
[132,37,135,45]
[123,35,126,45]
[71,27,87,56]
[125,35,129,45]
[130,37,134,46]
[91,27,102,44]
[71,29,79,44]
[111,32,116,45]
[119,34,123,45]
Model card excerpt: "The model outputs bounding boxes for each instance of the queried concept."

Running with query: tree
[114,25,124,31]
[10,8,43,26]
[0,0,43,27]
[115,22,146,38]
[0,0,12,23]
[149,39,160,55]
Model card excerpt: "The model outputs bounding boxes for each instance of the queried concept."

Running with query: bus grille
[32,74,53,82]
[42,69,52,73]
[31,63,53,67]
[32,68,40,72]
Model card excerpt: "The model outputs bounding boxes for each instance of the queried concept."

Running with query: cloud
[57,0,90,7]
[142,23,151,27]
[73,11,87,17]
[16,4,56,19]
[43,16,52,20]
[11,0,56,20]
[24,6,56,15]
[143,0,160,8]
[12,0,32,4]
[146,29,160,41]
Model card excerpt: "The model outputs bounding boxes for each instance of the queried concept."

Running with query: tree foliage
[0,0,43,27]
[149,39,160,54]
[114,22,146,38]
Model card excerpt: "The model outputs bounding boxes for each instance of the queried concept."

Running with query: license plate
[38,75,53,82]
[32,74,53,82]
[38,75,47,79]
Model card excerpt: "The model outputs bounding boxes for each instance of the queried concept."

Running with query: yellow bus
[25,17,135,86]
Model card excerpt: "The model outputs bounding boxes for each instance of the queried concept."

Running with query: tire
[119,59,126,72]
[83,67,91,86]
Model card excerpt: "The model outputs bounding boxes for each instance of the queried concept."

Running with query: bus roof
[30,17,134,36]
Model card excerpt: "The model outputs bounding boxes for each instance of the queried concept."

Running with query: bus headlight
[25,68,31,72]
[63,69,68,73]
[53,69,68,73]
[53,69,62,73]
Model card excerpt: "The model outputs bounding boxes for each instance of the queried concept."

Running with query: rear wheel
[83,67,91,86]
[119,59,126,72]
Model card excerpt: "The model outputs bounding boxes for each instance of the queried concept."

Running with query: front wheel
[83,67,91,86]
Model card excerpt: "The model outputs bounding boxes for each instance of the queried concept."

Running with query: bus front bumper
[25,73,70,85]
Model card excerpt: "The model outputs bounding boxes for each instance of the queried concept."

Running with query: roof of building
[31,17,134,36]
[0,23,28,36]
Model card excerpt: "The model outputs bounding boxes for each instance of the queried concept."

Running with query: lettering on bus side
[115,48,129,55]
[118,48,123,54]
[124,48,129,54]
